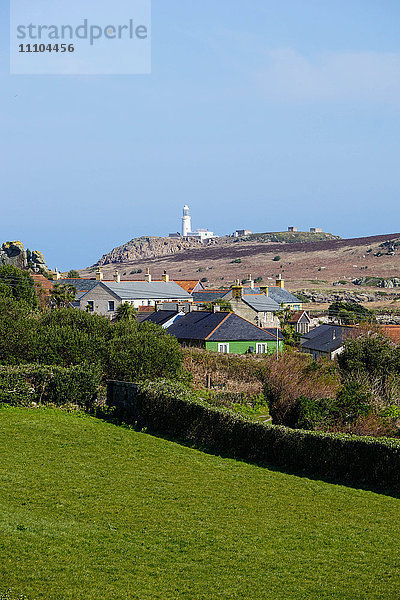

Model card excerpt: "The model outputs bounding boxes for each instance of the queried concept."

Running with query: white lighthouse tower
[181,205,192,237]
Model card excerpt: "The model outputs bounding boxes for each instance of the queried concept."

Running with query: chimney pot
[96,268,104,282]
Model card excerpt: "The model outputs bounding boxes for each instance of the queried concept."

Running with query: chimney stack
[162,270,169,283]
[232,282,243,299]
[55,268,61,281]
[114,270,120,283]
[276,274,284,289]
[96,268,104,282]
[248,274,254,289]
[145,268,151,283]
[213,304,221,313]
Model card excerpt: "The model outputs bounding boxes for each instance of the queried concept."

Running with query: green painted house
[167,310,284,354]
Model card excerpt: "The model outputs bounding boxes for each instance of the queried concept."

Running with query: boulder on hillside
[31,250,46,265]
[0,241,27,268]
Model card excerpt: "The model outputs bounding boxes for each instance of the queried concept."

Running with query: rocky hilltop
[96,236,222,266]
[0,241,48,272]
[95,231,340,266]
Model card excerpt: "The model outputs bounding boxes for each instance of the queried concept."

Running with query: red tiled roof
[380,326,400,343]
[31,273,54,295]
[174,280,201,293]
[288,310,307,323]
[138,306,156,313]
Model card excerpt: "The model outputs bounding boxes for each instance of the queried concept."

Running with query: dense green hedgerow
[107,379,400,492]
[0,364,101,407]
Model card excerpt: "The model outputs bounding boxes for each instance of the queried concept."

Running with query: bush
[107,321,185,382]
[296,396,337,430]
[328,301,375,324]
[261,352,340,426]
[0,304,184,383]
[107,379,400,492]
[0,364,101,407]
[273,256,281,261]
[0,266,37,308]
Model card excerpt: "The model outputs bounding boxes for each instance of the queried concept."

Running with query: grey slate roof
[100,281,192,301]
[193,290,228,303]
[167,311,228,340]
[266,288,302,305]
[264,328,285,341]
[242,294,281,312]
[167,311,281,342]
[301,324,350,354]
[58,278,99,292]
[140,310,180,326]
[226,286,301,305]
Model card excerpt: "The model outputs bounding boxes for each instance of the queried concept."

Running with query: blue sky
[1,0,400,270]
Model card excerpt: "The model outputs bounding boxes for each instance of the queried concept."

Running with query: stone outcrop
[31,250,46,265]
[352,277,400,288]
[95,236,222,266]
[0,241,27,269]
[0,241,49,272]
[299,290,387,304]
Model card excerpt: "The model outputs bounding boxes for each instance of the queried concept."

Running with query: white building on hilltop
[182,204,191,237]
[169,205,215,242]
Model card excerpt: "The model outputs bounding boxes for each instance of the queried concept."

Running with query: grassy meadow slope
[1,407,399,600]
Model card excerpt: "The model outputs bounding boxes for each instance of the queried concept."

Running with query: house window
[108,301,115,312]
[218,343,229,354]
[87,301,94,312]
[256,343,268,354]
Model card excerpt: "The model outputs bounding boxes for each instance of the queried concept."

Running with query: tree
[114,302,138,321]
[203,298,232,312]
[275,306,297,346]
[328,301,375,325]
[67,270,80,278]
[49,283,76,309]
[107,321,184,381]
[0,265,37,308]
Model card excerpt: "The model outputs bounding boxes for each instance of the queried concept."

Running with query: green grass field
[0,407,399,600]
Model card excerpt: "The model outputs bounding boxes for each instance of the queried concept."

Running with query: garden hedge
[107,379,400,493]
[0,364,101,407]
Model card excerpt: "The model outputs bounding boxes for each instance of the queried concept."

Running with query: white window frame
[256,343,268,354]
[218,343,229,354]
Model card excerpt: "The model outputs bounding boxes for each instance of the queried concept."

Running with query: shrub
[260,351,340,426]
[0,266,37,308]
[273,256,281,261]
[107,379,400,492]
[67,270,80,278]
[328,301,375,324]
[107,321,185,382]
[0,364,101,407]
[296,396,337,430]
[0,303,184,383]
